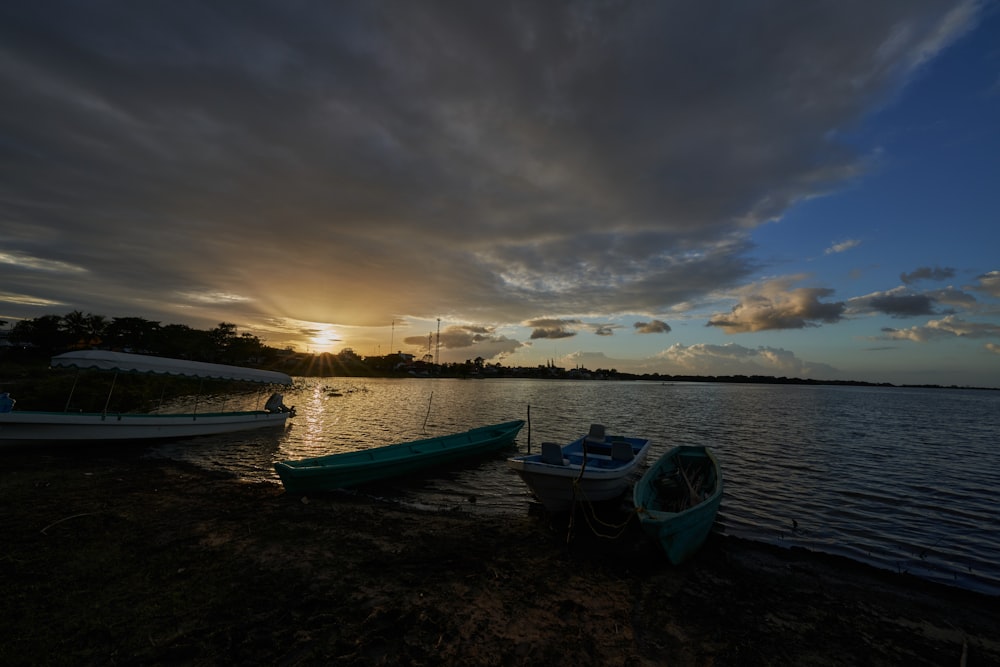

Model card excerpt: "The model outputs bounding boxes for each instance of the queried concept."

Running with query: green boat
[633,445,723,564]
[274,420,525,493]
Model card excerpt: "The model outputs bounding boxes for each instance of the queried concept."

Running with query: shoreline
[2,451,997,666]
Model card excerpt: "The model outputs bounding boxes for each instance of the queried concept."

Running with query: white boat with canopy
[0,350,295,446]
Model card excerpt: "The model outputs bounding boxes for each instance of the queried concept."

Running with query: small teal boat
[633,445,723,564]
[274,420,525,493]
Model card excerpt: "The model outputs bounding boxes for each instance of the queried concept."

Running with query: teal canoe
[274,420,525,493]
[633,445,723,564]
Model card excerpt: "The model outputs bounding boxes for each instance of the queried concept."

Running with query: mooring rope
[565,477,638,542]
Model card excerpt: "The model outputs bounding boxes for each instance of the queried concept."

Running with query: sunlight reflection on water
[147,378,1000,596]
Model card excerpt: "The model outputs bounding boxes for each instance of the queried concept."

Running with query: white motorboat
[507,424,650,512]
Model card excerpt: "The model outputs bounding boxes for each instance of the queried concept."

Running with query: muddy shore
[1,450,997,666]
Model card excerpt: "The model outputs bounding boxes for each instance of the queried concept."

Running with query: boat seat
[611,441,634,462]
[584,423,606,445]
[541,442,568,466]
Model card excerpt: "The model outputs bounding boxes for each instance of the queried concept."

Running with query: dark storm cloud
[868,294,937,318]
[0,1,980,336]
[708,280,846,333]
[634,320,671,334]
[526,318,580,340]
[848,285,978,319]
[900,266,956,284]
[401,324,523,358]
[439,325,523,352]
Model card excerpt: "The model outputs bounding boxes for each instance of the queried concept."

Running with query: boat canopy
[50,350,293,385]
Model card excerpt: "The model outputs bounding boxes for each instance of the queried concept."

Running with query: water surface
[149,378,1000,596]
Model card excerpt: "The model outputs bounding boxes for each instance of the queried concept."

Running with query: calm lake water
[148,378,1000,597]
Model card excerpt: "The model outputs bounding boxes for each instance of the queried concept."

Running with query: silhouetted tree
[156,324,210,360]
[61,311,107,349]
[208,323,239,361]
[104,317,163,352]
[10,315,67,355]
[226,332,264,363]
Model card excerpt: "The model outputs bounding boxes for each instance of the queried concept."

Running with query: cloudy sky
[2,1,999,386]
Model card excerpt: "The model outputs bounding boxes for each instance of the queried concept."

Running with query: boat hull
[633,445,723,564]
[274,420,525,493]
[0,410,290,447]
[507,435,650,512]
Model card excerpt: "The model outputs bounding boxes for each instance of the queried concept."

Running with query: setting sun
[305,324,342,354]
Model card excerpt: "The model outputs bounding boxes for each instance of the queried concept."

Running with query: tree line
[1,311,277,366]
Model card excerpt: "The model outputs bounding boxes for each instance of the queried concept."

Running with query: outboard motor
[265,392,290,413]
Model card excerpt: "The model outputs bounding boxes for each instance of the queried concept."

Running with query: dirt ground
[1,450,997,666]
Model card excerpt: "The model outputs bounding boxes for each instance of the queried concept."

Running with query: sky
[1,1,999,387]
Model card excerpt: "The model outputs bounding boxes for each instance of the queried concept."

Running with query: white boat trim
[0,410,290,444]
